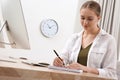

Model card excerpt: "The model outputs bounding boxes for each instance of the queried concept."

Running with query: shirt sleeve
[60,33,78,65]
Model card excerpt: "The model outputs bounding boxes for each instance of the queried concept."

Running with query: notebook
[48,65,83,73]
[21,60,49,67]
[0,56,17,63]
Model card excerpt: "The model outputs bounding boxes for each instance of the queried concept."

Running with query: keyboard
[48,65,82,73]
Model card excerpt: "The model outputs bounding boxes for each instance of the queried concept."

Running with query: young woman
[53,1,117,79]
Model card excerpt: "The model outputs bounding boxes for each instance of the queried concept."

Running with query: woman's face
[80,8,100,31]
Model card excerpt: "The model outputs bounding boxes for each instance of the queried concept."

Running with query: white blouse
[60,29,117,79]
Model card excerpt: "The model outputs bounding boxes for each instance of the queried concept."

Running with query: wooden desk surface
[0,56,115,80]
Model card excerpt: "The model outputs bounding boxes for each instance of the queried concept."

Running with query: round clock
[40,19,59,38]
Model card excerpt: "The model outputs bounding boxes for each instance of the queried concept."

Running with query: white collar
[77,28,107,37]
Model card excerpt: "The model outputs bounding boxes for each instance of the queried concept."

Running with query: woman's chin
[83,27,89,30]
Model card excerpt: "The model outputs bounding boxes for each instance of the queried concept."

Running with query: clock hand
[47,24,52,29]
[50,25,55,29]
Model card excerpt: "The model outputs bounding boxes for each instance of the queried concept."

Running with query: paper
[48,65,83,73]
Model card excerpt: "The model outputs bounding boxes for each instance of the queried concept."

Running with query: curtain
[96,0,120,59]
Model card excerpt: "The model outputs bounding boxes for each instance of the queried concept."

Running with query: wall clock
[40,19,59,38]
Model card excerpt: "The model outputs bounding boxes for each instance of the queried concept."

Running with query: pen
[53,50,65,65]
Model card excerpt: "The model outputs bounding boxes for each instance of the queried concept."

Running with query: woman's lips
[84,25,88,28]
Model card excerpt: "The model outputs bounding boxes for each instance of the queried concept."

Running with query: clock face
[40,19,58,38]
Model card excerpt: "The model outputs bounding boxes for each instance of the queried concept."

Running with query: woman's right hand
[53,57,64,67]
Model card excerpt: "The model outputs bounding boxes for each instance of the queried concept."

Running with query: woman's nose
[84,20,89,25]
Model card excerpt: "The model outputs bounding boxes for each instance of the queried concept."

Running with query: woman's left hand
[66,62,82,70]
[66,62,99,74]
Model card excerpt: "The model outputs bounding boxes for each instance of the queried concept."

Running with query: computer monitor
[0,0,30,49]
[0,21,5,48]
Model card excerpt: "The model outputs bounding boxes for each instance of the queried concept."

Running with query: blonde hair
[80,1,101,16]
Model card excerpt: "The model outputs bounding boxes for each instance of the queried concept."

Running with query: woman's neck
[83,26,100,36]
[82,26,100,48]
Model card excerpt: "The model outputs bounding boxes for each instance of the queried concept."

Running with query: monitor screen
[0,0,30,49]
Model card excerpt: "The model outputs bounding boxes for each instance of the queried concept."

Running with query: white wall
[20,0,79,63]
[0,0,80,64]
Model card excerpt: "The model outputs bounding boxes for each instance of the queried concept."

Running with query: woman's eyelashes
[80,17,94,21]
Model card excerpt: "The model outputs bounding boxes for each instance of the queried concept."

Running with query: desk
[0,57,115,80]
